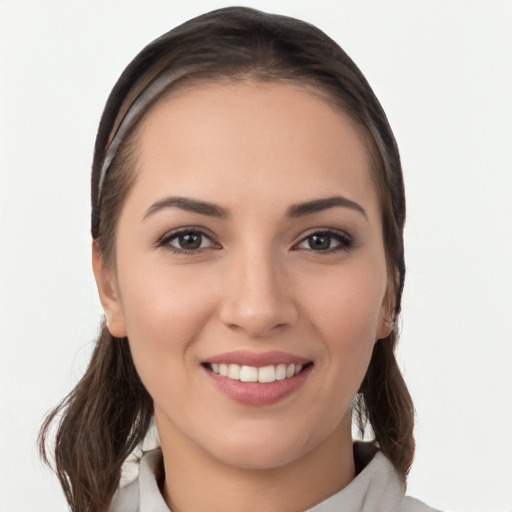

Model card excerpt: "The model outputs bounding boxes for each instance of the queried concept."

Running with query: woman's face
[96,82,392,471]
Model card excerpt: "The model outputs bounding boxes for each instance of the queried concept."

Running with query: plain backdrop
[1,1,511,511]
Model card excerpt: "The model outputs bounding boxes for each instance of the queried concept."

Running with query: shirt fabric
[109,443,440,512]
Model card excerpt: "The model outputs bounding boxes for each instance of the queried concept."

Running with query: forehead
[131,81,378,213]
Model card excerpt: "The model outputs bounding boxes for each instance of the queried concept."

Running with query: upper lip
[204,350,311,367]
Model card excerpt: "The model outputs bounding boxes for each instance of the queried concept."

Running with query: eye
[295,230,353,252]
[157,228,219,253]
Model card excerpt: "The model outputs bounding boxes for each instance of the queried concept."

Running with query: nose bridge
[220,239,296,336]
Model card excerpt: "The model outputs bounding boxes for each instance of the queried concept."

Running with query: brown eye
[296,230,353,252]
[158,229,217,253]
[307,234,331,250]
[175,233,203,250]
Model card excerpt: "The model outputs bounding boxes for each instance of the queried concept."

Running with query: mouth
[201,352,313,406]
[203,362,311,383]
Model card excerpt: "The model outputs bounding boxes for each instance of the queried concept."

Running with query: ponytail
[39,327,153,511]
[354,331,415,482]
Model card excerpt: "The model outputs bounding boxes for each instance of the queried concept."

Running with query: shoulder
[109,448,167,512]
[354,443,442,512]
[308,443,442,512]
[402,496,442,512]
[109,478,139,512]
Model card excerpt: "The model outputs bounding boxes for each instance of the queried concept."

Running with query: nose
[219,248,298,338]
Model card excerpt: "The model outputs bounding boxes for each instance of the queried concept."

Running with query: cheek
[116,261,221,379]
[301,260,387,391]
[304,260,387,341]
[120,257,218,329]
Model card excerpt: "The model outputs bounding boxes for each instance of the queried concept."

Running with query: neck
[159,414,355,512]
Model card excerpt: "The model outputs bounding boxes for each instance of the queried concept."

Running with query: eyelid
[293,228,354,252]
[155,226,221,252]
[155,226,353,254]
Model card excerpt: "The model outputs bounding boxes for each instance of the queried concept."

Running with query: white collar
[110,444,435,512]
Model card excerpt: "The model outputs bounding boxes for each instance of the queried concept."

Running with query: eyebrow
[143,194,366,221]
[286,196,367,219]
[143,196,230,219]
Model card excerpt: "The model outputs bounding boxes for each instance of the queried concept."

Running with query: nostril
[218,278,298,337]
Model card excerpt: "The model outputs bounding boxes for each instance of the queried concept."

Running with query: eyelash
[156,227,219,254]
[156,228,354,255]
[294,229,354,254]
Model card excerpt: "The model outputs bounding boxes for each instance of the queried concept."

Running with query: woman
[40,7,439,512]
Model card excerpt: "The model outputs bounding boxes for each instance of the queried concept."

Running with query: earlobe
[377,314,394,340]
[91,241,127,338]
[377,284,396,340]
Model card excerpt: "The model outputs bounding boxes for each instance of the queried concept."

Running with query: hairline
[100,75,394,288]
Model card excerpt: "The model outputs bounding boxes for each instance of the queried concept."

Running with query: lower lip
[204,366,312,406]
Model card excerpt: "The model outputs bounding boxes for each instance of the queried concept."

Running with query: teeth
[240,365,258,382]
[227,364,241,380]
[275,364,287,380]
[258,365,275,383]
[209,362,305,383]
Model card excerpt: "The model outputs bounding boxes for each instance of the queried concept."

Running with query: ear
[92,241,127,338]
[377,280,396,340]
[377,311,394,340]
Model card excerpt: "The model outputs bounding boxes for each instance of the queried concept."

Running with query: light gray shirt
[110,446,440,512]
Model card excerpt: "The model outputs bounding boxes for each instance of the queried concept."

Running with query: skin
[94,82,393,512]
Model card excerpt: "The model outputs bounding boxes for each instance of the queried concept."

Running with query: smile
[203,353,313,406]
[208,363,303,383]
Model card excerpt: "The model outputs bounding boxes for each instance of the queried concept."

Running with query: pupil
[309,235,330,250]
[179,233,201,250]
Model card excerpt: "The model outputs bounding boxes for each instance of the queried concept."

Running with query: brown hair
[40,7,413,511]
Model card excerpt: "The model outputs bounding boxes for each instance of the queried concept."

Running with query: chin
[214,441,306,471]
[201,421,318,471]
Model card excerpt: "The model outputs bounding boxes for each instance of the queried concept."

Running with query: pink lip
[205,368,312,406]
[204,350,310,367]
[202,351,313,406]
